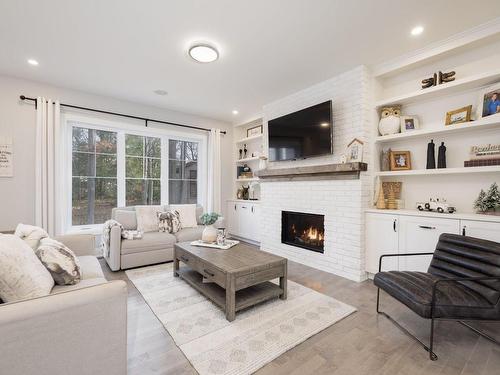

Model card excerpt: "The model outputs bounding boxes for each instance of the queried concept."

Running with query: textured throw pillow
[14,223,49,250]
[158,210,182,233]
[36,238,81,286]
[0,234,54,302]
[135,205,162,232]
[170,204,198,228]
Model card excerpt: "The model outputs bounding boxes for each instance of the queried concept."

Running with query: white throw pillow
[170,204,198,228]
[14,223,49,250]
[36,238,82,285]
[0,234,54,302]
[135,205,163,232]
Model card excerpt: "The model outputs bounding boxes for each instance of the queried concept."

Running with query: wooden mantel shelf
[256,162,368,181]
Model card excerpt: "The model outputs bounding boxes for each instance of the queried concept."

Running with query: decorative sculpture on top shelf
[421,70,456,89]
[438,142,447,168]
[426,139,436,169]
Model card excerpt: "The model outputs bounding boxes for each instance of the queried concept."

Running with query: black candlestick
[438,142,446,168]
[426,139,436,169]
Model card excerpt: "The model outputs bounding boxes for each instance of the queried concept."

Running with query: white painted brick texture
[259,65,372,282]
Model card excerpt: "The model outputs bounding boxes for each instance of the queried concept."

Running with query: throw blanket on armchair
[102,220,123,258]
[101,220,143,257]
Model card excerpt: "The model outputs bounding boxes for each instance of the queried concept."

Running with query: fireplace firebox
[281,211,325,253]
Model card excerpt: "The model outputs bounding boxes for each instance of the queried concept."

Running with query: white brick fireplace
[259,65,372,282]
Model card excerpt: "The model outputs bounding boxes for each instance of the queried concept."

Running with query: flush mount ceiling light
[411,25,424,36]
[27,58,39,66]
[153,89,168,96]
[232,109,239,115]
[188,43,219,63]
[320,122,330,127]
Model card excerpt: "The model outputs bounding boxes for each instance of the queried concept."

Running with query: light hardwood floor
[100,256,500,375]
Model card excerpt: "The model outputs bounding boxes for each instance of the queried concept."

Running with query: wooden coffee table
[173,241,287,321]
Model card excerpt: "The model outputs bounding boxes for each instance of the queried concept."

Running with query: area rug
[126,263,356,375]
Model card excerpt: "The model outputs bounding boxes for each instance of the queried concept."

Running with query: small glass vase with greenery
[199,212,220,243]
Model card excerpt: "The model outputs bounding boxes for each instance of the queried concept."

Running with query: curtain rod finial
[20,95,26,100]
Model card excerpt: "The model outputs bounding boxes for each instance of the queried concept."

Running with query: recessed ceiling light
[27,58,39,66]
[320,122,330,127]
[411,25,424,36]
[232,110,239,115]
[153,89,168,96]
[189,44,219,63]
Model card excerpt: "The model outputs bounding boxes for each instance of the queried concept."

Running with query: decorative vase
[202,225,218,243]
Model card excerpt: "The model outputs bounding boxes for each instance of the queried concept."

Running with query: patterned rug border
[126,263,357,375]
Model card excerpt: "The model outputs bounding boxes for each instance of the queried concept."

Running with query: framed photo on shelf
[478,82,500,119]
[400,116,419,132]
[246,125,263,137]
[390,151,411,171]
[445,105,472,125]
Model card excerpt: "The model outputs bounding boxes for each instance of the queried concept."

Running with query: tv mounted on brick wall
[268,100,333,162]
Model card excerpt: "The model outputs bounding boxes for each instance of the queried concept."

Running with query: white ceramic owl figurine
[378,106,401,136]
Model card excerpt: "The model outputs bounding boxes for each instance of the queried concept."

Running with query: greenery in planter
[474,182,500,213]
[200,212,220,226]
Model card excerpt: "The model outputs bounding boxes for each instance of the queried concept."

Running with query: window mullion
[117,132,125,207]
[161,137,168,206]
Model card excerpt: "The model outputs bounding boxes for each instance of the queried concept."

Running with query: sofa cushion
[175,226,204,243]
[170,204,198,228]
[78,256,105,280]
[374,271,496,319]
[14,223,49,250]
[114,210,137,230]
[135,205,163,232]
[158,210,181,233]
[0,234,54,302]
[51,278,107,294]
[121,232,176,255]
[36,238,82,285]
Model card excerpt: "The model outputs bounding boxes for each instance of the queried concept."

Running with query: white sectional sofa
[0,234,128,375]
[104,204,205,271]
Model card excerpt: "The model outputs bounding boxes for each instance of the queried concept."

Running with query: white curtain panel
[207,129,222,213]
[35,97,61,236]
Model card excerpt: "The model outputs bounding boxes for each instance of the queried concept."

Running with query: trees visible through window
[125,134,161,206]
[169,140,198,204]
[72,127,117,225]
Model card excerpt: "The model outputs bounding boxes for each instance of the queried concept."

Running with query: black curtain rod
[19,95,226,134]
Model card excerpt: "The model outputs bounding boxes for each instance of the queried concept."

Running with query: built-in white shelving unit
[235,134,263,144]
[235,156,262,163]
[376,165,500,177]
[375,116,500,143]
[235,177,260,182]
[375,70,500,108]
[371,27,500,215]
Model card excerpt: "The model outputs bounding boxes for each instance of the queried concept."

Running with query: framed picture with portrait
[390,151,411,171]
[400,116,420,132]
[478,83,500,119]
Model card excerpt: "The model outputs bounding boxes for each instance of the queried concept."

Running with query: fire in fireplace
[281,211,325,253]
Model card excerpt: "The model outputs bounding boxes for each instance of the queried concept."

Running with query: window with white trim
[67,119,204,229]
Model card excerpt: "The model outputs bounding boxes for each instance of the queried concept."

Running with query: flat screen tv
[268,100,332,162]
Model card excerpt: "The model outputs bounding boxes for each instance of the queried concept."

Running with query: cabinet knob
[251,206,254,213]
[393,219,397,232]
[462,226,466,236]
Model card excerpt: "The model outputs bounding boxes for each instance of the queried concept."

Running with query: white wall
[0,74,233,231]
[259,66,372,282]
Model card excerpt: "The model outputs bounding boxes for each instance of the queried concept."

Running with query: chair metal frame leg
[376,288,438,360]
[458,321,500,346]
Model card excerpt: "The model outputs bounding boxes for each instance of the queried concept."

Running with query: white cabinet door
[365,213,399,274]
[226,202,239,236]
[398,216,460,272]
[237,202,253,239]
[461,220,500,242]
[249,204,261,242]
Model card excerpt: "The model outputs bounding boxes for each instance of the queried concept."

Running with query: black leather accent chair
[374,233,500,360]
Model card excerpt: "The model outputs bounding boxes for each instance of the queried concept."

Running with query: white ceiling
[1,1,500,123]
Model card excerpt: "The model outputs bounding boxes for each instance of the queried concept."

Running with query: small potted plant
[474,182,500,215]
[200,212,220,242]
